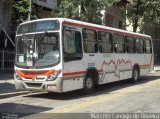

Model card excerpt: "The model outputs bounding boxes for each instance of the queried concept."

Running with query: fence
[0,50,15,73]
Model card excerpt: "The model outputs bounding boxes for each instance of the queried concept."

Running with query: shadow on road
[0,73,14,80]
[24,74,160,100]
[0,103,52,118]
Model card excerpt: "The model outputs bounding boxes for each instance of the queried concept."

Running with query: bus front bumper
[14,78,62,93]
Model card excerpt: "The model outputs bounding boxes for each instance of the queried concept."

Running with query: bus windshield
[17,20,60,35]
[15,32,60,68]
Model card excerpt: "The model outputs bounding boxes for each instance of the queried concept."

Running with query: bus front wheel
[83,73,95,94]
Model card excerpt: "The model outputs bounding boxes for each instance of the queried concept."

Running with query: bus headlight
[47,70,61,81]
[15,73,21,80]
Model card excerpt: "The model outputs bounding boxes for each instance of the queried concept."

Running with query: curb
[0,91,30,99]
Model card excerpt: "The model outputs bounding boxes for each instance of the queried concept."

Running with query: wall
[0,0,15,50]
[105,6,126,30]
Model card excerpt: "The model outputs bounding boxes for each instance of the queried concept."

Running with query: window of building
[145,39,152,54]
[125,36,135,53]
[83,29,97,53]
[63,28,82,61]
[135,38,144,53]
[98,31,112,53]
[113,34,125,53]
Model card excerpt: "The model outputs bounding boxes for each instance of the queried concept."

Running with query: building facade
[103,0,129,30]
[105,6,126,30]
[0,0,15,50]
[0,1,15,73]
[0,0,10,31]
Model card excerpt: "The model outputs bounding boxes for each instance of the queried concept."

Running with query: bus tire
[131,66,140,83]
[83,73,95,94]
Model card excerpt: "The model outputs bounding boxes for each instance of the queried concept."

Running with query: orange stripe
[16,69,26,78]
[44,69,55,76]
[15,69,55,79]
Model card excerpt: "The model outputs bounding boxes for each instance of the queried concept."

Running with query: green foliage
[79,0,105,24]
[126,0,160,32]
[53,0,117,25]
[10,0,29,22]
[143,0,160,23]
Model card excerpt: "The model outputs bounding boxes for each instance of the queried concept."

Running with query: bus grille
[25,82,42,88]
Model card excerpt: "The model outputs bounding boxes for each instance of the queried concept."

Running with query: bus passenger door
[62,27,84,92]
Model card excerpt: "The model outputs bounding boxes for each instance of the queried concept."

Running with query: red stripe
[98,69,103,72]
[63,71,86,76]
[140,64,151,67]
[140,64,151,69]
[63,21,150,39]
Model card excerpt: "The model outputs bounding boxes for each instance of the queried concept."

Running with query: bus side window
[135,38,144,53]
[125,36,135,53]
[98,31,112,53]
[63,28,83,62]
[113,34,125,53]
[83,29,98,53]
[145,39,152,54]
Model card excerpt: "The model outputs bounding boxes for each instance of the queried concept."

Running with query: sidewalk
[154,66,160,71]
[0,73,29,99]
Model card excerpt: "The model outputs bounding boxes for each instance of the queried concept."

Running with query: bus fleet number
[88,62,95,67]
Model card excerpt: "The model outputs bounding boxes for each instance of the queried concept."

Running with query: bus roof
[19,18,151,39]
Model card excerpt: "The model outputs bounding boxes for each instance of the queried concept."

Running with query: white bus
[14,18,154,93]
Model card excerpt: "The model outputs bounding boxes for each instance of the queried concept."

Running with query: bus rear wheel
[131,67,140,83]
[83,73,95,94]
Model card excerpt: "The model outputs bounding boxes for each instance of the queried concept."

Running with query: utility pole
[28,0,32,21]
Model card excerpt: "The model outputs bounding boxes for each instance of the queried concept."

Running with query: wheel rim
[134,69,138,80]
[85,78,93,89]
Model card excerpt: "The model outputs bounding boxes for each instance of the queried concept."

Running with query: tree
[126,0,160,32]
[143,0,160,24]
[126,0,144,32]
[10,0,29,22]
[53,0,118,25]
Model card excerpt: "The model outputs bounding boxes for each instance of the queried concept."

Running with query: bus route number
[88,62,95,67]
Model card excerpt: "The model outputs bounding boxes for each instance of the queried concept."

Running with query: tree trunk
[133,0,141,32]
[133,18,138,32]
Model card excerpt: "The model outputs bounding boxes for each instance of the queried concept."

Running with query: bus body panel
[14,63,63,93]
[14,77,63,93]
[62,60,84,92]
[97,53,117,84]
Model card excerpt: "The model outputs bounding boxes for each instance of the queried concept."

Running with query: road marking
[22,79,160,119]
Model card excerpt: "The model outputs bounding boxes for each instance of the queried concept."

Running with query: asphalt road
[0,72,160,119]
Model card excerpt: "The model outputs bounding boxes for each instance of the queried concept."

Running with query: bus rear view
[14,19,63,92]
